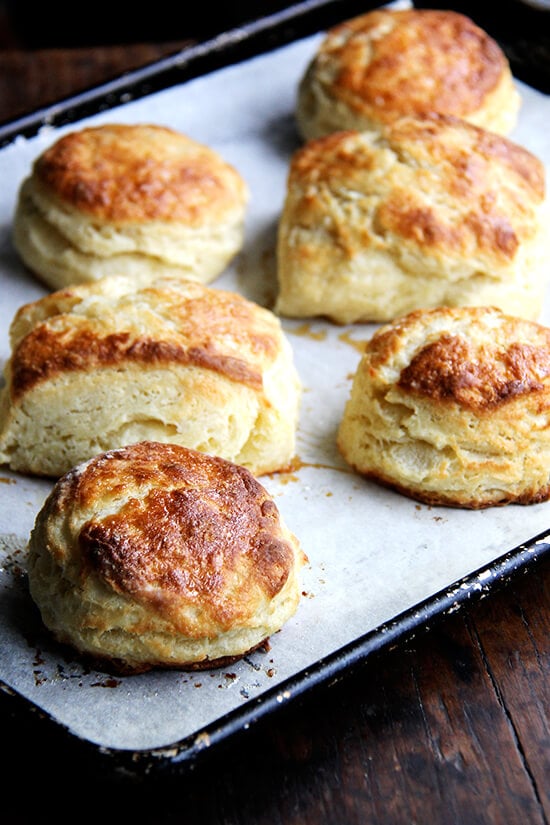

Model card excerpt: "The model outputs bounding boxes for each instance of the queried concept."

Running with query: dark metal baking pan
[0,0,549,780]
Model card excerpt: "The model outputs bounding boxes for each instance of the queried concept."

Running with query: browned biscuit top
[9,278,279,399]
[319,8,508,121]
[286,116,545,264]
[369,306,550,413]
[33,123,248,224]
[46,442,297,635]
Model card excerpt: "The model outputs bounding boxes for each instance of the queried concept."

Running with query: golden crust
[397,331,550,412]
[337,306,550,509]
[296,8,521,140]
[0,275,302,477]
[27,441,307,673]
[12,124,250,289]
[33,123,247,225]
[8,278,274,399]
[275,118,547,324]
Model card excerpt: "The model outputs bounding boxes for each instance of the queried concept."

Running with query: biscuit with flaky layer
[27,441,307,674]
[0,275,301,478]
[13,123,249,289]
[296,7,521,141]
[275,117,547,325]
[337,305,550,509]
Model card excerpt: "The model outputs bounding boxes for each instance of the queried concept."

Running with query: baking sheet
[1,0,550,765]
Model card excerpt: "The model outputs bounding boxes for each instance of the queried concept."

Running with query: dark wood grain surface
[0,9,549,824]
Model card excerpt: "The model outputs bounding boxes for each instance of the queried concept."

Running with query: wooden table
[1,11,549,825]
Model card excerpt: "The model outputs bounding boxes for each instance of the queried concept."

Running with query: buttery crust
[0,275,301,477]
[337,306,550,509]
[275,117,547,324]
[296,8,521,140]
[26,441,307,674]
[12,123,249,289]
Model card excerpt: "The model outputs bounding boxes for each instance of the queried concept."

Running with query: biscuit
[26,441,307,674]
[275,117,547,325]
[12,123,249,290]
[296,7,521,141]
[337,305,550,509]
[0,275,301,478]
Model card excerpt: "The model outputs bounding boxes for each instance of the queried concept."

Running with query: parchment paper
[1,16,549,753]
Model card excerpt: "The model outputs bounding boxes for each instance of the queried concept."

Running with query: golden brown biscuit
[26,441,307,674]
[0,275,301,477]
[337,305,550,509]
[13,123,249,289]
[296,7,521,140]
[275,117,547,324]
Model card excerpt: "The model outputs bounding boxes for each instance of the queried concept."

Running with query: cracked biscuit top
[26,441,307,673]
[337,305,550,509]
[0,275,301,478]
[296,7,521,140]
[275,116,547,324]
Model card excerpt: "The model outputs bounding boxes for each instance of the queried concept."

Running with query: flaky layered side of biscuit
[13,124,249,289]
[296,8,521,141]
[275,118,547,324]
[27,442,307,673]
[337,306,550,509]
[0,275,301,477]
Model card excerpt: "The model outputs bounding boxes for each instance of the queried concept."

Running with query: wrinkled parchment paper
[1,19,549,752]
